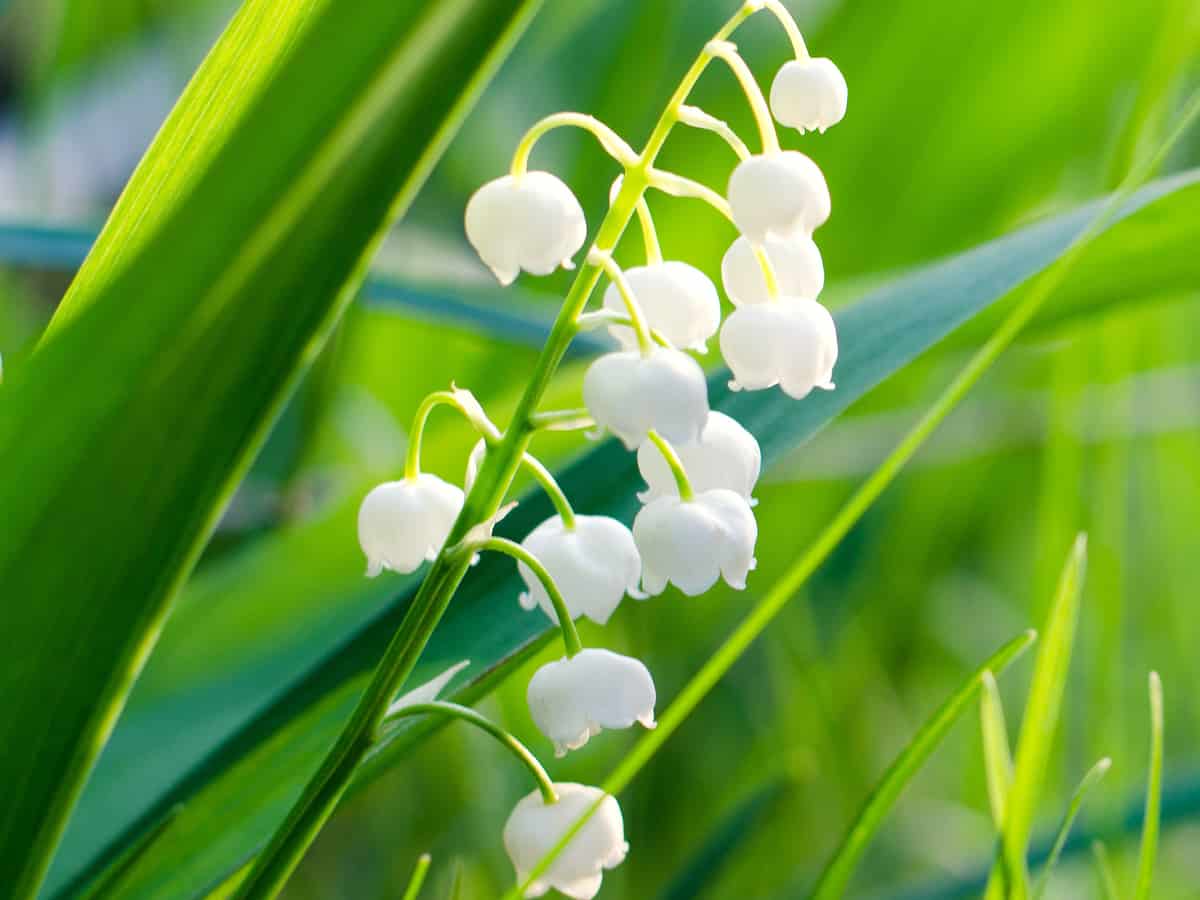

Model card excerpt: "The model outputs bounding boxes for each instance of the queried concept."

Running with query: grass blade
[400,854,432,900]
[806,632,1036,900]
[1031,757,1112,900]
[1133,672,1165,900]
[980,670,1015,829]
[1092,841,1122,900]
[986,535,1088,899]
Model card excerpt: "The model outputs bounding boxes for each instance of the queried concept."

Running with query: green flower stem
[520,453,577,530]
[577,310,673,349]
[591,250,654,354]
[236,5,764,896]
[528,408,594,432]
[510,112,637,175]
[635,197,663,264]
[646,168,736,224]
[753,244,781,300]
[404,390,499,480]
[646,430,695,501]
[676,104,752,160]
[382,701,557,804]
[472,536,583,657]
[763,0,810,58]
[705,40,780,153]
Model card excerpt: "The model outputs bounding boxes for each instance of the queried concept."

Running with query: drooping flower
[637,411,761,504]
[465,171,587,285]
[727,151,830,242]
[528,648,656,755]
[518,515,644,625]
[601,261,722,353]
[504,783,628,900]
[633,489,757,596]
[583,346,709,449]
[719,298,838,399]
[721,233,824,306]
[357,475,464,576]
[769,57,848,134]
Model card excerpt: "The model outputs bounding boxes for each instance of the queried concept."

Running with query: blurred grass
[1,0,1200,897]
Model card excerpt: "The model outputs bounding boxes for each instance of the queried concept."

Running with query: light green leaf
[50,175,1200,900]
[980,670,1015,830]
[1032,757,1112,900]
[0,0,542,895]
[807,631,1036,900]
[988,534,1089,899]
[1134,672,1165,900]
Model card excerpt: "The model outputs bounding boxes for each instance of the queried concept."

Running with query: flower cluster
[357,4,845,897]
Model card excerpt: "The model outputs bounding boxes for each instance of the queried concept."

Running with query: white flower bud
[504,783,628,900]
[769,57,848,134]
[602,262,722,353]
[721,233,824,306]
[465,171,587,285]
[528,648,656,755]
[357,475,464,576]
[633,489,757,596]
[719,298,837,400]
[518,515,644,626]
[582,347,709,450]
[727,151,830,242]
[637,412,761,504]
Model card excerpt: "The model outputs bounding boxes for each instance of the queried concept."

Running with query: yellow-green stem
[474,537,583,657]
[404,390,498,480]
[635,197,663,264]
[521,453,577,530]
[592,250,655,354]
[705,40,780,153]
[764,0,810,58]
[646,430,695,501]
[510,112,636,175]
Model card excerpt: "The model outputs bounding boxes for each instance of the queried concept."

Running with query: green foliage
[0,0,540,895]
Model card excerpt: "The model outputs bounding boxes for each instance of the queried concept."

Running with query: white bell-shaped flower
[518,515,644,625]
[528,648,656,756]
[582,346,709,450]
[601,261,721,353]
[720,298,838,400]
[769,57,848,134]
[727,151,830,242]
[721,233,824,306]
[465,171,587,285]
[504,783,627,900]
[633,489,757,596]
[357,475,464,576]
[637,412,761,504]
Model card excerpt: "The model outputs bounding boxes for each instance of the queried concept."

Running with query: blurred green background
[2,0,1199,897]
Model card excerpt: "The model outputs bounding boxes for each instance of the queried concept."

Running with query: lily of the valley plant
[239,2,848,897]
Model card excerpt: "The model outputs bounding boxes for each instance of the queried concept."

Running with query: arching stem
[647,169,735,224]
[529,408,595,433]
[589,249,655,355]
[471,537,583,658]
[635,197,663,264]
[676,104,751,160]
[646,430,695,501]
[753,244,781,300]
[511,112,638,175]
[520,453,577,530]
[763,0,810,58]
[577,310,674,349]
[705,40,780,154]
[381,701,557,804]
[405,389,500,480]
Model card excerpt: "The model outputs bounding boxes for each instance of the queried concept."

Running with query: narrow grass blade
[401,854,432,900]
[987,534,1088,899]
[980,671,1014,829]
[1133,672,1164,900]
[1092,841,1121,900]
[1031,757,1112,900]
[807,631,1035,900]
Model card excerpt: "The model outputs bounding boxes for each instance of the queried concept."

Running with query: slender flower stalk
[645,430,695,501]
[404,389,499,480]
[676,104,752,160]
[634,197,663,264]
[511,112,638,175]
[705,41,780,153]
[382,701,558,803]
[520,453,577,530]
[589,249,654,354]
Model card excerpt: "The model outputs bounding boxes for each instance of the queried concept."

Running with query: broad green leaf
[51,175,1200,900]
[0,224,608,356]
[980,671,1014,829]
[988,534,1088,899]
[1134,672,1165,900]
[1032,757,1112,900]
[0,0,542,894]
